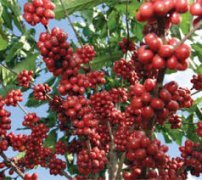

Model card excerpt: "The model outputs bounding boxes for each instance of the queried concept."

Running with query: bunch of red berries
[24,173,38,180]
[62,96,90,119]
[169,114,182,129]
[37,28,73,76]
[5,89,23,106]
[191,74,202,90]
[137,34,191,71]
[55,141,68,155]
[190,1,202,26]
[23,0,55,26]
[179,140,202,176]
[23,113,40,128]
[33,84,51,101]
[119,38,136,53]
[49,157,66,176]
[196,122,202,137]
[17,70,33,88]
[77,147,107,175]
[8,133,28,152]
[136,0,189,26]
[76,45,96,63]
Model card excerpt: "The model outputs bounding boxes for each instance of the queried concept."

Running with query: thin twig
[191,90,201,96]
[58,0,83,46]
[115,152,126,180]
[17,102,28,115]
[175,20,202,48]
[125,0,130,59]
[62,170,73,180]
[0,152,24,179]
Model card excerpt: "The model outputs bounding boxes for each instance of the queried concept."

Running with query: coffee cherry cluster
[168,114,182,129]
[158,157,187,179]
[90,91,114,119]
[62,96,90,119]
[113,58,135,79]
[126,131,168,167]
[191,74,202,90]
[37,28,73,76]
[24,173,38,180]
[23,0,55,26]
[55,141,67,155]
[179,140,202,176]
[8,133,28,152]
[129,80,156,121]
[119,38,136,53]
[17,70,33,88]
[33,84,51,101]
[0,99,11,136]
[136,0,189,26]
[76,44,96,63]
[73,113,98,136]
[190,1,202,26]
[49,157,66,176]
[0,139,9,152]
[77,147,107,175]
[137,34,191,71]
[5,90,23,106]
[109,88,128,103]
[23,113,40,128]
[196,122,202,137]
[114,126,131,151]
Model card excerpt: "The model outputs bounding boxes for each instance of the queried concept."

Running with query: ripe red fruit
[142,106,154,119]
[168,38,180,46]
[138,49,154,64]
[139,2,154,19]
[165,81,178,93]
[166,56,178,69]
[154,1,168,16]
[145,33,162,51]
[158,45,174,58]
[175,0,189,13]
[190,2,202,16]
[141,92,152,104]
[134,149,147,160]
[159,89,172,102]
[33,0,43,7]
[174,44,191,60]
[144,78,156,92]
[152,55,165,69]
[131,97,142,109]
[151,98,164,110]
[167,100,179,111]
[170,12,181,25]
[147,144,158,155]
[132,84,146,96]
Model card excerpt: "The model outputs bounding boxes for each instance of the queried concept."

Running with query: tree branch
[0,152,24,179]
[115,152,126,180]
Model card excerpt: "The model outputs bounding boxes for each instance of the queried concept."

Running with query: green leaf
[13,53,38,73]
[131,20,144,41]
[180,12,192,34]
[44,129,57,149]
[54,0,111,19]
[25,93,47,107]
[0,35,8,50]
[0,66,16,86]
[192,43,202,61]
[90,51,122,70]
[0,84,18,97]
[15,152,26,160]
[164,124,184,145]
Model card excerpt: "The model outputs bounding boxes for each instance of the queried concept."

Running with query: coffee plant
[1,0,202,179]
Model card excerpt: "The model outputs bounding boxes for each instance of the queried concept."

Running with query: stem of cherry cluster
[191,90,201,96]
[58,0,83,47]
[175,20,202,48]
[0,152,24,179]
